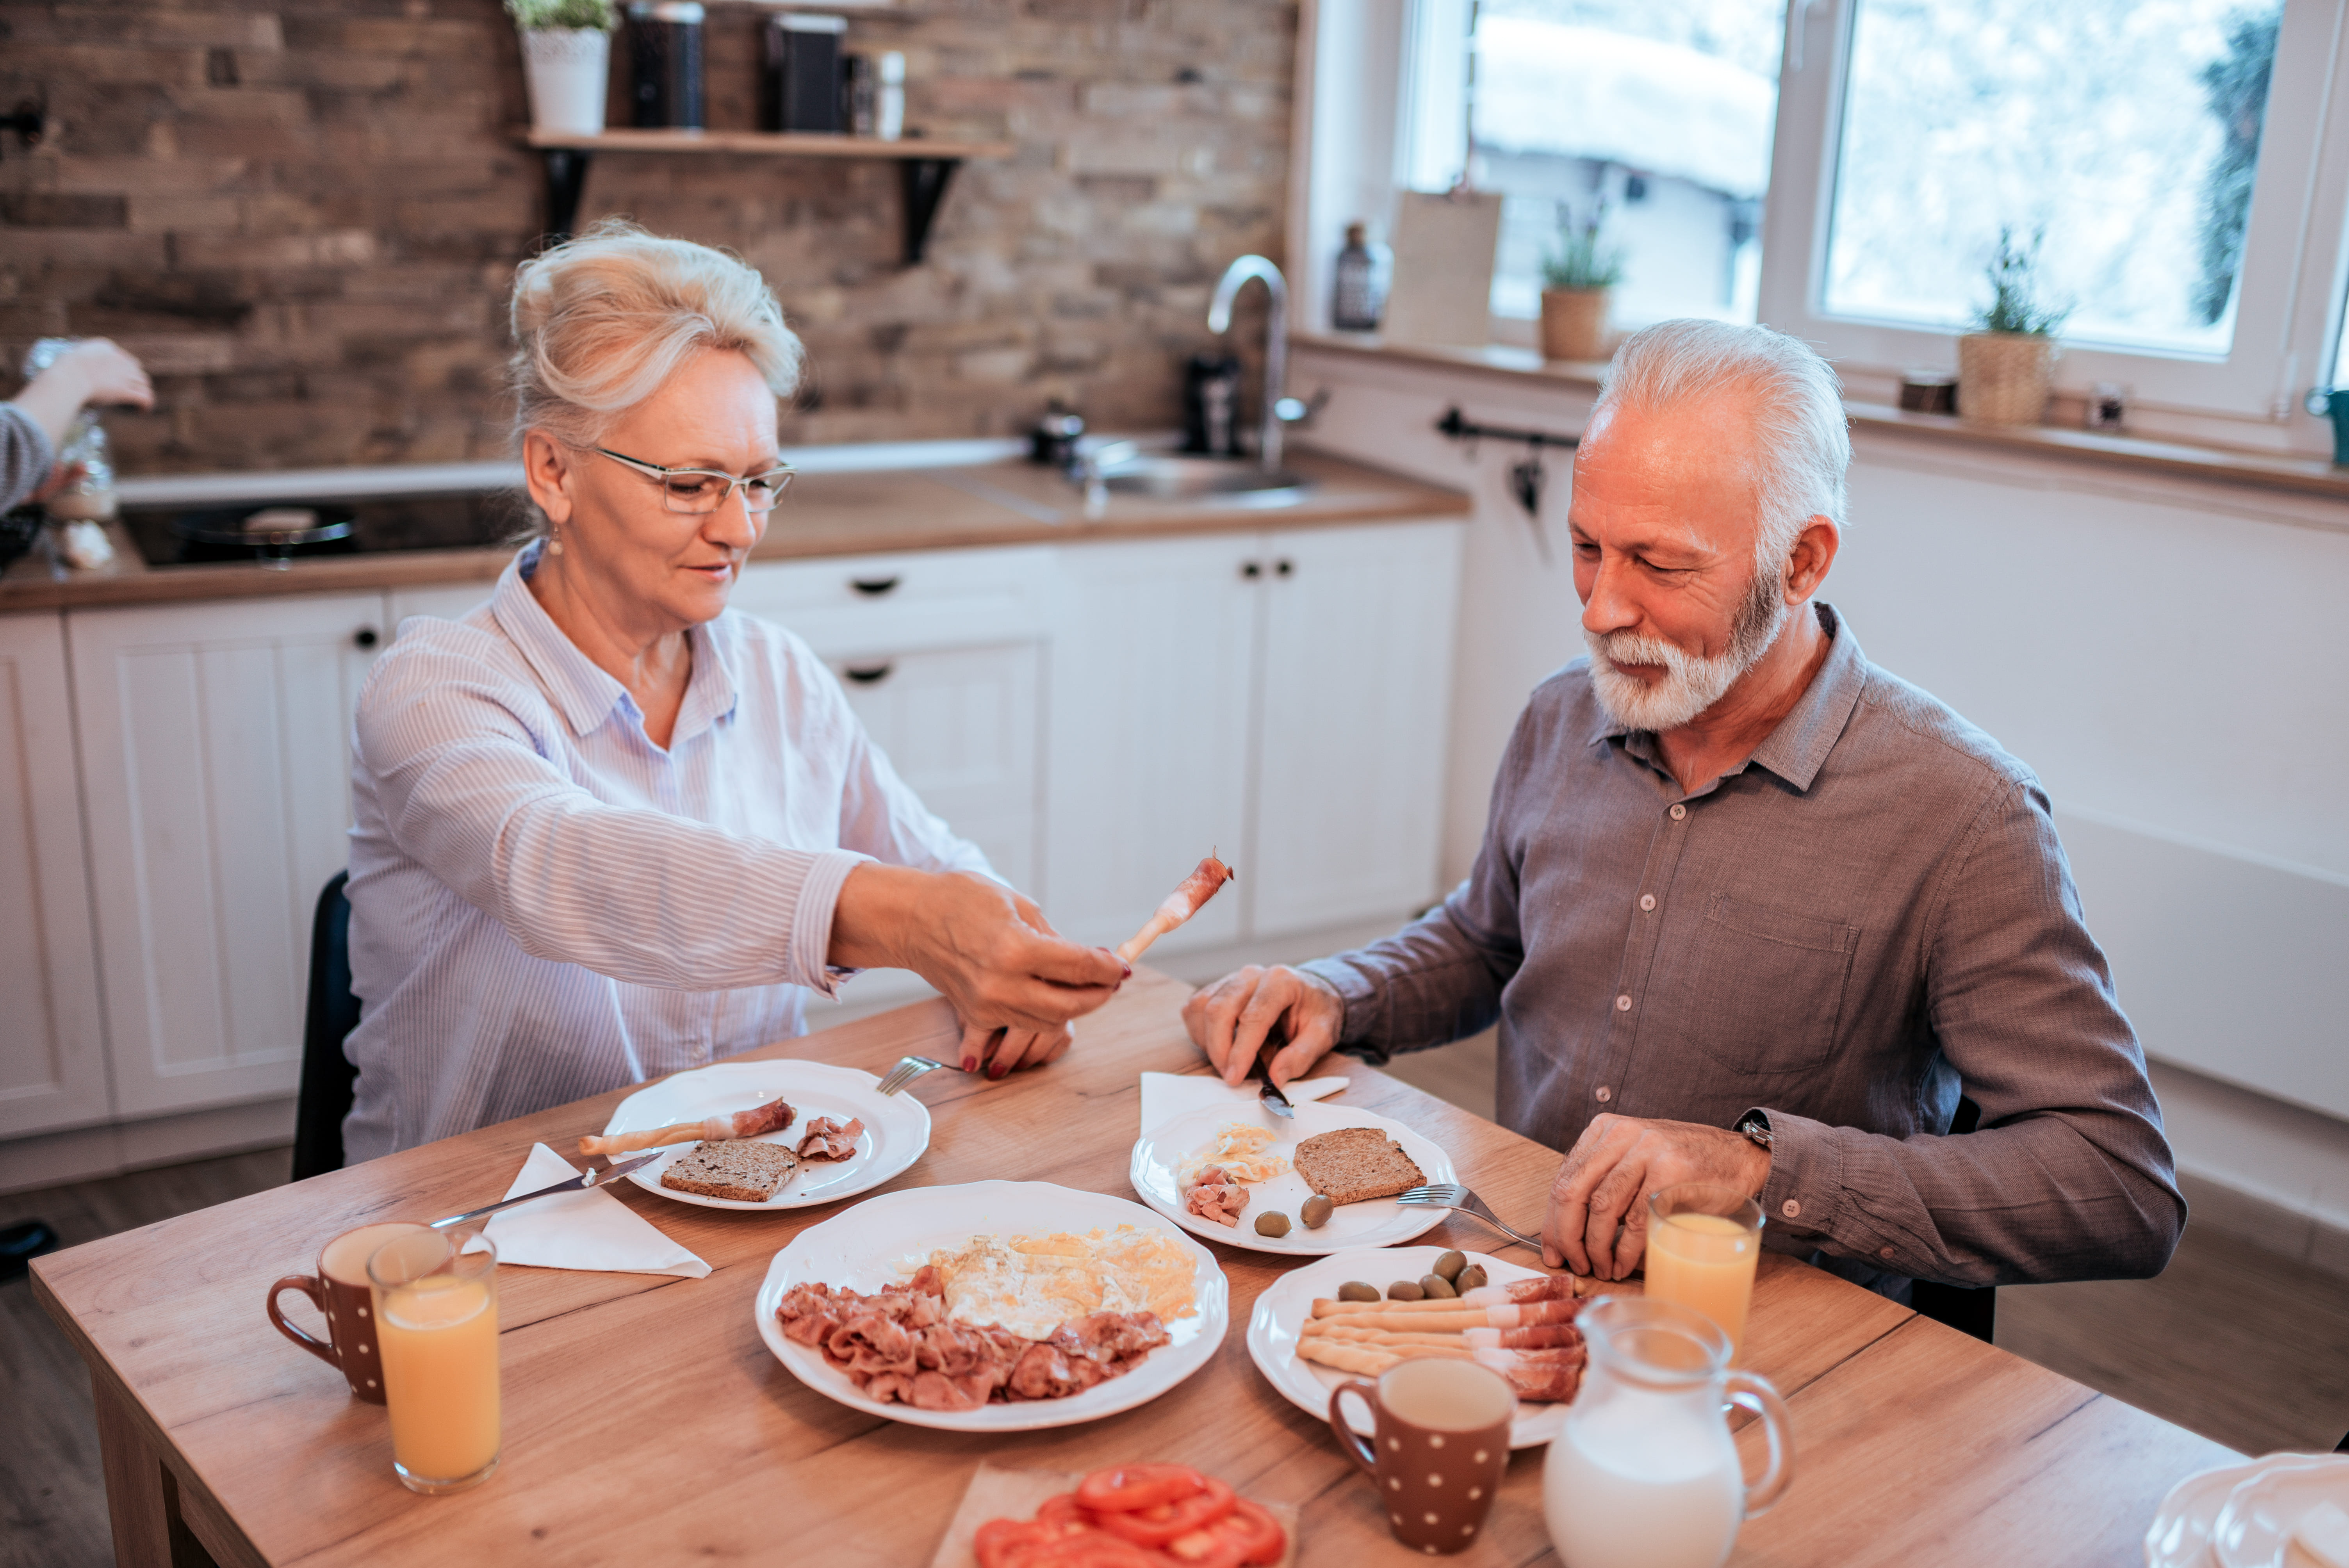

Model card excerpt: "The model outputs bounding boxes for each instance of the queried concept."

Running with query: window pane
[1823,0,2282,358]
[1464,0,1786,324]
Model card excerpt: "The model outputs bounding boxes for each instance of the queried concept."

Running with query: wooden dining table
[35,966,2236,1566]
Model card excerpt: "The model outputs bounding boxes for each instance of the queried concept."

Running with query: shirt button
[1595,1086,1612,1103]
[1669,804,1687,820]
[1879,1246,1895,1260]
[1615,993,1632,1011]
[1638,894,1656,912]
[1781,1199,1801,1219]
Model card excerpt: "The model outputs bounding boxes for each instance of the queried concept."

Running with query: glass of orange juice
[367,1228,501,1494]
[1643,1183,1764,1361]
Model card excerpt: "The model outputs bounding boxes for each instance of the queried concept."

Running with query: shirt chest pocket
[1654,893,1860,1077]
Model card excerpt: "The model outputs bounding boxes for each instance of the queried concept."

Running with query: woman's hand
[830,864,1127,1033]
[12,339,153,450]
[956,1019,1075,1080]
[1181,964,1344,1088]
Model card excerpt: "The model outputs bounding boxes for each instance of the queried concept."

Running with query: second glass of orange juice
[367,1227,501,1494]
[1643,1184,1764,1361]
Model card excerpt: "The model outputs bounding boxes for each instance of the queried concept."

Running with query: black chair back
[291,871,363,1182]
[1909,1094,1996,1343]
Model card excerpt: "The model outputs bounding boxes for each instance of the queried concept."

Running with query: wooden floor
[5,1079,2346,1566]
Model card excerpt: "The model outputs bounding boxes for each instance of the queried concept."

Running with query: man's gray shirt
[1304,604,2183,1292]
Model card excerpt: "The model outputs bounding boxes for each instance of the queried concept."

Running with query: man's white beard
[1585,561,1791,733]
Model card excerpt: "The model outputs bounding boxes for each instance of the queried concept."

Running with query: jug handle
[1326,1379,1383,1478]
[1725,1369,1796,1518]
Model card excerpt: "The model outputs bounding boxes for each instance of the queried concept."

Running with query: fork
[875,1055,945,1096]
[1397,1182,1545,1253]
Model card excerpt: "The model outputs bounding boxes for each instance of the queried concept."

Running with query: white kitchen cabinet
[1250,523,1463,935]
[388,580,495,633]
[70,593,387,1117]
[0,613,111,1136]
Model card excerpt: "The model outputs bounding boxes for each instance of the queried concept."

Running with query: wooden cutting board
[929,1462,1301,1568]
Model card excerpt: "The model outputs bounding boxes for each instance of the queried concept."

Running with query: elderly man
[1185,319,2183,1298]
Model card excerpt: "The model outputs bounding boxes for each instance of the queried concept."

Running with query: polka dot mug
[1328,1356,1517,1554]
[266,1219,430,1403]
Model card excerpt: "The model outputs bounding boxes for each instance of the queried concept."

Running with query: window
[1301,0,2349,447]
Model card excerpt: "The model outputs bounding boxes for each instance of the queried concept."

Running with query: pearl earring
[547,522,564,556]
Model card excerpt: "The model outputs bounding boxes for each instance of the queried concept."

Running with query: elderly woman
[342,224,1125,1161]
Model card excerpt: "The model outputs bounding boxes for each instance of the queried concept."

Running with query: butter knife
[1252,1037,1296,1120]
[427,1151,659,1231]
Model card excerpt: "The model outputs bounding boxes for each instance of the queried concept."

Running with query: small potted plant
[508,0,616,137]
[1957,227,2070,426]
[1538,202,1625,363]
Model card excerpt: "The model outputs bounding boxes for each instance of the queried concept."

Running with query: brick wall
[0,0,1294,472]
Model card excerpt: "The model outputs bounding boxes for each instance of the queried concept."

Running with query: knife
[1252,1035,1296,1120]
[427,1151,660,1231]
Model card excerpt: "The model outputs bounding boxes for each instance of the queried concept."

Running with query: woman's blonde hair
[506,219,804,455]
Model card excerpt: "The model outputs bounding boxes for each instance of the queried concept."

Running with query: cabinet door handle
[1274,559,1294,577]
[842,661,895,685]
[850,576,902,597]
[1240,561,1262,579]
[353,627,380,649]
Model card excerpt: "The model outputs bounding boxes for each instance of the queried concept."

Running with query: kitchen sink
[1094,455,1313,504]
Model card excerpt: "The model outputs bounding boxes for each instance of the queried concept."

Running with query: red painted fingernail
[987,1062,1008,1080]
[960,1056,977,1072]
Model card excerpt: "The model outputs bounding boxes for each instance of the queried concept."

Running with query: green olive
[1337,1280,1381,1303]
[1456,1265,1489,1292]
[1299,1194,1335,1229]
[1387,1279,1424,1301]
[1432,1249,1467,1282]
[1418,1273,1458,1299]
[1254,1210,1292,1238]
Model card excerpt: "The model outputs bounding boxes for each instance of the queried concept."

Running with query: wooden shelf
[515,128,1013,264]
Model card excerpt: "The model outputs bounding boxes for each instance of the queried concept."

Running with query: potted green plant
[1957,227,2071,426]
[1538,202,1625,362]
[508,0,616,137]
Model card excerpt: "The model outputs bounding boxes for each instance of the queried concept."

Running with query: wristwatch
[1734,1110,1774,1149]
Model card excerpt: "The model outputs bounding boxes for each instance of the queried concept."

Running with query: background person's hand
[1180,964,1344,1088]
[830,864,1127,1033]
[1541,1114,1770,1281]
[50,339,154,410]
[956,1018,1075,1080]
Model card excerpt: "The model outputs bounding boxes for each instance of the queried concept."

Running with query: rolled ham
[1117,854,1234,963]
[1474,1347,1587,1402]
[1462,1322,1583,1350]
[579,1094,795,1158]
[1460,1275,1579,1307]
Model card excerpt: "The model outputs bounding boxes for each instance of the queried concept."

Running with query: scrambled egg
[1178,1122,1289,1187]
[923,1227,1196,1340]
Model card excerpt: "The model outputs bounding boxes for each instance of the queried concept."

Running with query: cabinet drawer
[735,546,1052,659]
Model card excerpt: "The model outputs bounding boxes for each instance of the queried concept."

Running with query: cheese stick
[1297,1340,1476,1374]
[1304,1307,1487,1333]
[1302,1324,1482,1349]
[1312,1295,1489,1318]
[1462,1323,1583,1350]
[1309,1295,1582,1330]
[579,1094,795,1158]
[1117,854,1233,963]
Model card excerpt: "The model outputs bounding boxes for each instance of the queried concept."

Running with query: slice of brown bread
[1293,1127,1426,1206]
[661,1139,798,1203]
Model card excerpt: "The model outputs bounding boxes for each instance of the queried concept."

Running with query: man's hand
[830,865,1127,1033]
[956,1018,1075,1080]
[1181,964,1344,1088]
[1542,1114,1770,1280]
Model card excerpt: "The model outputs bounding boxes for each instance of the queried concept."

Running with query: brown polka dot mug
[266,1221,430,1403]
[1329,1357,1517,1554]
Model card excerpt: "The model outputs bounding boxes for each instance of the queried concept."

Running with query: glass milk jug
[1543,1295,1795,1568]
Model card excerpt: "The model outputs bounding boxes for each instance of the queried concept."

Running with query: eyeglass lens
[658,470,793,515]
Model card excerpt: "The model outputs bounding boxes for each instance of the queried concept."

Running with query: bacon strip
[1116,853,1234,963]
[579,1094,796,1158]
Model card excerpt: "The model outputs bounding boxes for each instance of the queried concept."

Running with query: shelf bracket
[899,156,962,267]
[541,148,593,247]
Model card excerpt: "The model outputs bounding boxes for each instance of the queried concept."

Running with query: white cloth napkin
[477,1143,711,1278]
[1138,1070,1349,1133]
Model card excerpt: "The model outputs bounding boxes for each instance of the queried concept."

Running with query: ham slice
[1117,854,1234,962]
[1183,1165,1250,1228]
[795,1116,863,1161]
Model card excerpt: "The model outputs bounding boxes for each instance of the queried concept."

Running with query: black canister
[1182,354,1244,457]
[628,1,705,130]
[763,14,847,134]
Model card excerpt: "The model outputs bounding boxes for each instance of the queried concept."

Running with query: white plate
[2212,1454,2349,1568]
[1129,1099,1458,1255]
[1245,1245,1568,1450]
[754,1180,1230,1433]
[2147,1461,2272,1568]
[602,1059,929,1211]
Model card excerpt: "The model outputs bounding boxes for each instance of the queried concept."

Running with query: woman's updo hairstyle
[507,220,804,454]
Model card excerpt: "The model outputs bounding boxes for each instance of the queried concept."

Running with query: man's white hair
[1589,319,1851,563]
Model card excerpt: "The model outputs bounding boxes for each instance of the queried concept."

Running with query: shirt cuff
[1747,1105,1845,1247]
[789,849,875,999]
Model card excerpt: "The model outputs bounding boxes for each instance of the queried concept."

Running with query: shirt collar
[489,545,742,743]
[1585,601,1866,794]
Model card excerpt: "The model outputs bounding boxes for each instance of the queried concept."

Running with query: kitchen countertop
[0,450,1469,613]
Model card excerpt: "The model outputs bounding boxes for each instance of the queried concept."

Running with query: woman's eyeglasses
[593,447,796,515]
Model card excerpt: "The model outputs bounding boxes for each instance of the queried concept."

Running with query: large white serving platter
[755,1180,1230,1433]
[1128,1099,1457,1255]
[602,1058,929,1211]
[1246,1245,1570,1450]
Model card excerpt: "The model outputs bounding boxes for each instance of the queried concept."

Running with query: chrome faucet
[1208,255,1301,471]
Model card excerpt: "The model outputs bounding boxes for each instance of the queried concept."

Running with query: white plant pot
[520,28,610,137]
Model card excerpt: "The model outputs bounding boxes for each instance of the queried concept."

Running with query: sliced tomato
[1019,1531,1178,1568]
[1201,1499,1286,1566]
[1092,1476,1235,1548]
[975,1518,1064,1568]
[1077,1464,1210,1515]
[1035,1493,1091,1530]
[1158,1529,1244,1568]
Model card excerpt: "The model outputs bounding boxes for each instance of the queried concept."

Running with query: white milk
[1542,1392,1743,1568]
